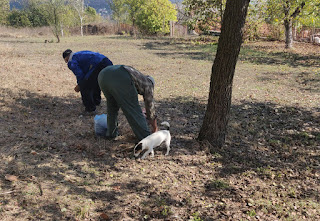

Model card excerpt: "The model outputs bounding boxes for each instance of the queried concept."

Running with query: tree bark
[198,0,250,149]
[56,33,60,43]
[80,17,83,36]
[284,18,293,49]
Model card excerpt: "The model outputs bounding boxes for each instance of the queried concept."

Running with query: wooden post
[170,21,174,37]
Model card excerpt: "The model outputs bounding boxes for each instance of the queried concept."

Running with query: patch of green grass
[81,164,101,176]
[247,209,256,217]
[141,197,173,218]
[76,205,89,219]
[155,198,172,217]
[256,166,275,179]
[160,205,172,217]
[75,200,93,219]
[190,212,203,221]
[268,139,282,147]
[240,47,270,60]
[206,179,229,190]
[287,188,297,198]
[300,131,310,139]
[211,152,222,159]
[242,170,256,177]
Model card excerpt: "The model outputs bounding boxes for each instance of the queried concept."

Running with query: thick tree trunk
[284,19,293,49]
[198,0,250,148]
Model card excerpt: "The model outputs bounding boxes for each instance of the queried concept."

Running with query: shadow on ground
[0,87,319,220]
[141,39,320,68]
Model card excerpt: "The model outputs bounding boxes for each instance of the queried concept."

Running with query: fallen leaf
[100,212,109,220]
[112,185,121,191]
[97,151,105,157]
[31,150,38,155]
[5,175,18,182]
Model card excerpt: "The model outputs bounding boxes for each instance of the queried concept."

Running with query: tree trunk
[80,19,83,37]
[60,23,64,37]
[284,19,293,49]
[56,33,60,43]
[283,1,305,49]
[198,0,250,149]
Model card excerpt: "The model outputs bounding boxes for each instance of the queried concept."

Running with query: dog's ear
[134,143,143,152]
[160,121,170,130]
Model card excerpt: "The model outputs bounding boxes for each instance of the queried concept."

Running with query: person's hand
[74,85,80,92]
[149,118,158,133]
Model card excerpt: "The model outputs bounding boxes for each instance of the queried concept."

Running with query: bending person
[98,65,158,140]
[63,49,113,115]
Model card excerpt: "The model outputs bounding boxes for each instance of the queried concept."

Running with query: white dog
[134,121,171,159]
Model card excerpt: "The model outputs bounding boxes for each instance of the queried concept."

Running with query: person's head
[147,76,155,86]
[62,49,72,63]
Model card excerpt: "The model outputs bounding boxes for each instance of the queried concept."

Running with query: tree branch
[291,2,305,19]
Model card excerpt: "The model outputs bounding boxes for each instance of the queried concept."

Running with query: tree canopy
[0,0,10,25]
[135,0,177,34]
[182,0,226,33]
[3,0,320,44]
[265,0,320,48]
[109,0,177,34]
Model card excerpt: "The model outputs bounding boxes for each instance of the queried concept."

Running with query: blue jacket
[67,51,113,83]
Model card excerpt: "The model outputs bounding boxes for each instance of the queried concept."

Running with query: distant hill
[9,0,182,19]
[86,0,109,11]
[9,0,110,10]
[10,0,182,11]
[10,0,23,10]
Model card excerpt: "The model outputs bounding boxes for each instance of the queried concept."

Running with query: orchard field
[0,33,319,220]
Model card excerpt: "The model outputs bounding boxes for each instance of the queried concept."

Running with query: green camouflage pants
[98,65,150,140]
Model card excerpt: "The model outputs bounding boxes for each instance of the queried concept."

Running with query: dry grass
[0,26,53,38]
[0,34,319,221]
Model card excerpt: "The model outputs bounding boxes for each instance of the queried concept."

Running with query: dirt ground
[0,34,319,221]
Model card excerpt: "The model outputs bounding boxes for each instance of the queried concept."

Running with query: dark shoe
[103,129,119,140]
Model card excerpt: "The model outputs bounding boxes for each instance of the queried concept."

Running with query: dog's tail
[160,121,170,130]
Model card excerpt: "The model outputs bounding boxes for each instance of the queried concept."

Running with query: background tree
[7,9,31,27]
[69,0,86,36]
[244,0,266,41]
[0,0,10,25]
[109,0,177,35]
[43,0,66,43]
[172,0,188,25]
[198,0,250,149]
[182,0,226,33]
[135,0,177,34]
[6,0,49,27]
[266,0,307,48]
[59,5,78,37]
[25,0,49,27]
[107,0,129,28]
[296,0,320,36]
[124,0,145,27]
[85,6,100,23]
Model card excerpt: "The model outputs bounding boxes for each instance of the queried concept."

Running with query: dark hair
[62,49,72,59]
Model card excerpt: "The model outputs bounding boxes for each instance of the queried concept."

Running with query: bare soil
[0,35,319,221]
